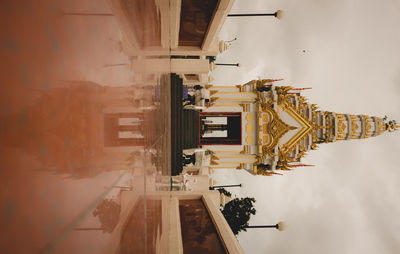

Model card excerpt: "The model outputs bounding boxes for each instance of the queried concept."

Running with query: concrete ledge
[107,0,141,54]
[170,0,182,49]
[168,197,184,254]
[203,194,245,254]
[202,0,235,50]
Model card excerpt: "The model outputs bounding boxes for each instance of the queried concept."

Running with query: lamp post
[228,10,284,19]
[209,183,242,190]
[215,63,240,67]
[245,221,288,231]
[226,37,237,43]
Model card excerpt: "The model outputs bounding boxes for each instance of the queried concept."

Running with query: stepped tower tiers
[197,79,399,176]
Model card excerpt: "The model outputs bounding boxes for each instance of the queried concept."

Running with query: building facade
[186,79,399,176]
[108,0,235,85]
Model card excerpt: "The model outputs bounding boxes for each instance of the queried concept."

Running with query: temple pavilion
[179,78,399,176]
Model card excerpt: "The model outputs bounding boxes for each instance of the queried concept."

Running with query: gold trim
[240,104,250,112]
[263,124,268,134]
[210,90,219,96]
[211,150,243,153]
[214,98,257,101]
[246,136,254,144]
[236,85,243,92]
[211,104,242,107]
[262,114,269,122]
[259,103,298,156]
[217,160,257,164]
[253,164,258,174]
[246,123,254,134]
[217,155,257,159]
[240,145,249,154]
[211,154,219,160]
[210,92,256,95]
[210,160,219,165]
[210,167,238,169]
[237,163,245,170]
[279,101,314,155]
[207,85,237,88]
[210,97,219,103]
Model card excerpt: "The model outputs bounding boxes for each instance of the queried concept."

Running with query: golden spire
[385,119,399,132]
[252,84,398,175]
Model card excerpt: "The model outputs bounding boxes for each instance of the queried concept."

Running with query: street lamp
[245,221,288,231]
[228,10,284,19]
[215,63,240,67]
[209,183,243,190]
[226,37,237,44]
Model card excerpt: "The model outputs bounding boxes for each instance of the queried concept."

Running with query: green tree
[206,55,216,63]
[221,197,256,235]
[92,199,121,233]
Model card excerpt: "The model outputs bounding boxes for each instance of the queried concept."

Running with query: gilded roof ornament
[260,105,298,156]
[385,120,399,132]
[255,85,398,174]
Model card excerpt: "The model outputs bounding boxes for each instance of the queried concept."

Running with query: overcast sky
[212,0,400,253]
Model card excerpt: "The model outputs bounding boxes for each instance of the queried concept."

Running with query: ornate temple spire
[313,112,398,144]
[259,84,398,174]
[202,79,398,176]
[385,119,400,132]
[288,164,315,168]
[291,87,312,91]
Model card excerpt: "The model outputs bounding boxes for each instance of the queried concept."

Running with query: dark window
[179,199,226,254]
[120,199,162,254]
[200,112,242,145]
[179,0,219,46]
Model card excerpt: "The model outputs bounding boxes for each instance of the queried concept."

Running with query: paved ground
[0,0,170,253]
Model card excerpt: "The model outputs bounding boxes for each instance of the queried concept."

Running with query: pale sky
[212,0,400,253]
